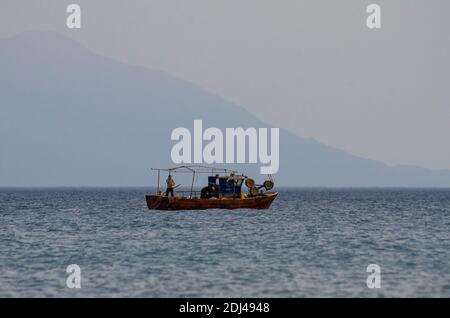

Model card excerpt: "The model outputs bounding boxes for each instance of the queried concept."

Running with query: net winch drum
[249,187,259,196]
[245,178,256,188]
[263,180,274,190]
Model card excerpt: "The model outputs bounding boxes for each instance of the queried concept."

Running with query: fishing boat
[146,165,277,210]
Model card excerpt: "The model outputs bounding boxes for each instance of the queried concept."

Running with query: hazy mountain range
[1,31,450,187]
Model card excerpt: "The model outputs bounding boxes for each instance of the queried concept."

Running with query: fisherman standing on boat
[165,175,175,197]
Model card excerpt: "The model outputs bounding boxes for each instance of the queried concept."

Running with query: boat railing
[156,190,203,199]
[156,190,244,199]
[175,190,202,198]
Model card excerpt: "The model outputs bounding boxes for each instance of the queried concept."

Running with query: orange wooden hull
[146,192,278,210]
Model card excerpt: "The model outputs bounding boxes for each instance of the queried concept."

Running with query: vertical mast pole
[190,171,195,198]
[157,169,160,194]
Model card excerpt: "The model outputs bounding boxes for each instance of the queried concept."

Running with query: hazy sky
[1,0,449,170]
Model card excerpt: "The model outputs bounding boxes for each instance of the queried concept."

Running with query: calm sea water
[0,188,449,297]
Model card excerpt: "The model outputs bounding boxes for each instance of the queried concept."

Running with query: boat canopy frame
[150,165,240,197]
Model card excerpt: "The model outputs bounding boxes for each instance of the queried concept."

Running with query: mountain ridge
[1,31,450,187]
